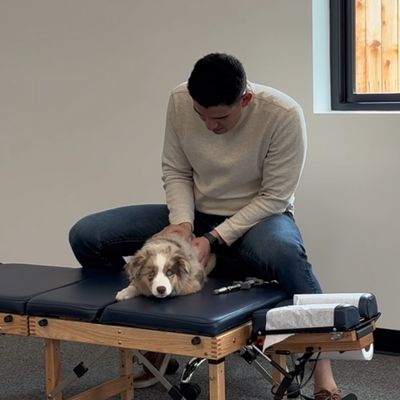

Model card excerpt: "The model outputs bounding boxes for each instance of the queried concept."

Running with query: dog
[115,233,216,300]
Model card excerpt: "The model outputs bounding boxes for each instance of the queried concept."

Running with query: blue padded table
[27,269,129,322]
[0,263,85,315]
[28,276,288,400]
[0,263,378,400]
[0,263,85,336]
[100,278,287,335]
[28,274,288,352]
[0,262,289,400]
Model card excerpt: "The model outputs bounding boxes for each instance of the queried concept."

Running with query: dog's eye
[166,269,175,277]
[147,272,155,280]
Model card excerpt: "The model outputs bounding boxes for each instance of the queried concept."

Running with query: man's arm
[215,106,307,245]
[161,93,195,230]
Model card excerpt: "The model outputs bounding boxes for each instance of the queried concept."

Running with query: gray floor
[0,335,399,399]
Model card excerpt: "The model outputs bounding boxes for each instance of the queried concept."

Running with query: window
[330,0,400,110]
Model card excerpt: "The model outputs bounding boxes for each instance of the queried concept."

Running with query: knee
[268,237,306,266]
[268,239,321,294]
[240,235,307,274]
[69,215,98,252]
[264,238,316,283]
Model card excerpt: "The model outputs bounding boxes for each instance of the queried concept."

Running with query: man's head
[188,53,252,134]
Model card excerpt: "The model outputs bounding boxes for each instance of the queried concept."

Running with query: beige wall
[1,0,399,329]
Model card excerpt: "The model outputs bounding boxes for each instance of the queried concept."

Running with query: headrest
[293,293,378,319]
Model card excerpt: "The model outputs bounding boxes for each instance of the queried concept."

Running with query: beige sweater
[161,81,307,245]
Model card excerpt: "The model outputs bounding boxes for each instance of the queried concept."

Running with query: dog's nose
[157,286,166,295]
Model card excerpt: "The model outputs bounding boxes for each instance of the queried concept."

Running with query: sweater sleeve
[161,94,195,226]
[215,106,307,245]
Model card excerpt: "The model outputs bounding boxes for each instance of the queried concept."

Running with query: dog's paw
[115,286,137,301]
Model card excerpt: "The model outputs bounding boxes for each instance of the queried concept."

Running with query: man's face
[193,93,251,134]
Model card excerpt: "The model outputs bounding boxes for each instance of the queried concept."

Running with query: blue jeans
[69,204,322,297]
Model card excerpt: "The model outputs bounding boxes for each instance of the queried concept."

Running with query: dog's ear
[124,250,147,281]
[172,253,190,277]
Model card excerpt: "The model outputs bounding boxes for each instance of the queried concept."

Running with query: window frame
[330,0,400,111]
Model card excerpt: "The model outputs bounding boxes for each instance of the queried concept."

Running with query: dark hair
[187,53,247,107]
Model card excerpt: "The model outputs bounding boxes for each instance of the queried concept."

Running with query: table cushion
[252,304,362,335]
[293,293,378,319]
[26,270,129,322]
[100,278,288,336]
[0,263,84,314]
[2,263,289,335]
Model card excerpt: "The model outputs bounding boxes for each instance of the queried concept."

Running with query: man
[69,53,341,399]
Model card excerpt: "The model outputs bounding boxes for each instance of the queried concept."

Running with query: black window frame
[330,0,400,111]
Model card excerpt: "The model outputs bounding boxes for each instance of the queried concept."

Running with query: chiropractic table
[0,263,378,400]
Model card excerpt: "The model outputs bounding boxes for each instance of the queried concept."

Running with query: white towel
[262,303,340,351]
[293,293,366,308]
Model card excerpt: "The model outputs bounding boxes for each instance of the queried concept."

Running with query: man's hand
[155,222,193,241]
[192,236,211,266]
[193,230,223,266]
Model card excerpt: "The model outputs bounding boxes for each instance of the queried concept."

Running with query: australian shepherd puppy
[116,233,216,300]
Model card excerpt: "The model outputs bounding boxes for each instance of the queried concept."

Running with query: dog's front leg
[115,285,138,301]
